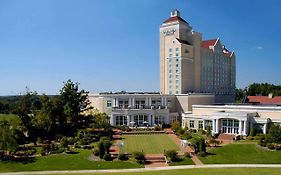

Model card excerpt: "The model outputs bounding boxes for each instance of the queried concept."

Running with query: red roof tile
[247,96,281,104]
[201,39,217,49]
[163,16,188,24]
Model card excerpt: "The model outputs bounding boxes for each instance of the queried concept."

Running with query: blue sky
[0,0,281,95]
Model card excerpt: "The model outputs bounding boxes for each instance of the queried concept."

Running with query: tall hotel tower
[160,10,236,97]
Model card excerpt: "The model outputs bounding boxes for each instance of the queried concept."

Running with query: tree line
[236,83,281,102]
[0,80,110,154]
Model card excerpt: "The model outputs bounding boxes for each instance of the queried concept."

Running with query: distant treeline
[0,95,56,114]
[236,83,281,102]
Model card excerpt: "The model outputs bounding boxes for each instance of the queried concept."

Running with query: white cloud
[256,46,263,50]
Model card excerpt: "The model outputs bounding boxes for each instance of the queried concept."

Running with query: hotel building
[89,10,281,136]
[160,10,235,98]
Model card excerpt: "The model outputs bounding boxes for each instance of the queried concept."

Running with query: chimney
[268,93,273,99]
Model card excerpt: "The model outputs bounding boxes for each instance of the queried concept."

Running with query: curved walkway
[2,164,281,175]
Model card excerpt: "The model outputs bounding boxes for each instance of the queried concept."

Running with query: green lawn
[41,168,281,175]
[200,144,281,164]
[122,135,179,154]
[0,149,142,172]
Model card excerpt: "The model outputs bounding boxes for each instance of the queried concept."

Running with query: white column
[152,115,155,125]
[243,120,247,135]
[212,119,216,132]
[216,119,219,133]
[145,97,149,107]
[239,120,242,135]
[110,115,114,125]
[148,115,152,126]
[132,97,135,108]
[128,98,132,107]
[148,97,152,106]
[127,115,130,126]
[263,123,267,134]
[203,120,205,130]
[115,98,119,108]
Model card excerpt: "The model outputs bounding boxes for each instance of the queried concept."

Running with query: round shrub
[133,151,145,164]
[103,153,111,161]
[118,153,128,161]
[164,150,178,162]
[267,143,275,150]
[93,148,99,156]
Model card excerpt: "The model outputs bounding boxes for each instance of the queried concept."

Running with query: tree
[60,137,69,150]
[266,124,281,144]
[206,126,212,138]
[171,121,181,132]
[98,141,105,159]
[60,80,92,134]
[0,120,18,155]
[92,113,110,129]
[15,90,38,144]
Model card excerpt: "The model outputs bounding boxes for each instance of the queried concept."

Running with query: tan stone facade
[160,10,235,96]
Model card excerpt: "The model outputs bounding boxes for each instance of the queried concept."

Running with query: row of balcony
[112,105,169,110]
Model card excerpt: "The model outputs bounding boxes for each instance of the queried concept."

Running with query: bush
[258,139,266,147]
[93,148,99,156]
[103,153,111,161]
[60,137,69,149]
[118,153,128,161]
[246,136,254,140]
[103,140,112,154]
[133,151,145,164]
[164,150,178,162]
[267,143,275,150]
[154,125,161,131]
[98,141,105,159]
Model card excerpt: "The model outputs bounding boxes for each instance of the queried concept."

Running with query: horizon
[1,0,281,96]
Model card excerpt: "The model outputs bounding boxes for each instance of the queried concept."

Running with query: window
[175,53,179,57]
[176,75,179,79]
[169,69,172,73]
[176,80,179,84]
[169,74,172,78]
[176,69,179,73]
[176,48,179,51]
[176,91,179,94]
[185,48,189,53]
[169,54,173,57]
[190,120,194,128]
[199,121,203,129]
[169,91,172,94]
[176,58,179,62]
[106,100,112,107]
[176,64,179,67]
[169,48,172,52]
[115,115,127,126]
[169,64,172,68]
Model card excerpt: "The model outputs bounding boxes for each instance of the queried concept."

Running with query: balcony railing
[112,105,168,110]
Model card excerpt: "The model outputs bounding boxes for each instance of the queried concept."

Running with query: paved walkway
[2,164,281,175]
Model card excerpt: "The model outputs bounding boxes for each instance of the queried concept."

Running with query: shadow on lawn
[1,156,36,164]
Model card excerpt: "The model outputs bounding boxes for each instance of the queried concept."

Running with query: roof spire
[171,9,180,17]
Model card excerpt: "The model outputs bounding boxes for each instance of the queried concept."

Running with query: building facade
[89,92,215,127]
[160,10,235,96]
[182,104,281,136]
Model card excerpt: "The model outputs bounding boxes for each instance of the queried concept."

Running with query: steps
[218,133,235,141]
[145,155,166,164]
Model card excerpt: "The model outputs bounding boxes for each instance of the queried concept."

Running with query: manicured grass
[122,134,179,154]
[169,157,194,166]
[200,144,281,164]
[42,168,281,175]
[0,149,142,172]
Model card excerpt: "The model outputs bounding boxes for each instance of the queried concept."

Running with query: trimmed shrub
[275,145,281,150]
[267,143,275,150]
[103,153,111,161]
[103,140,112,154]
[118,153,128,161]
[133,151,145,164]
[98,141,105,159]
[164,150,178,162]
[93,148,99,156]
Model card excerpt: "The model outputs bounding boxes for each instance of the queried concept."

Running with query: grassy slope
[0,149,142,172]
[122,135,179,154]
[200,144,281,164]
[45,168,281,175]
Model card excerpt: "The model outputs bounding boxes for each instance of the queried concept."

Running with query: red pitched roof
[247,96,281,104]
[163,16,188,24]
[176,38,190,45]
[201,39,217,49]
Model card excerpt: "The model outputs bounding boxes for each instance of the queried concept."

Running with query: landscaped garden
[122,134,179,154]
[0,149,142,172]
[200,143,281,164]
